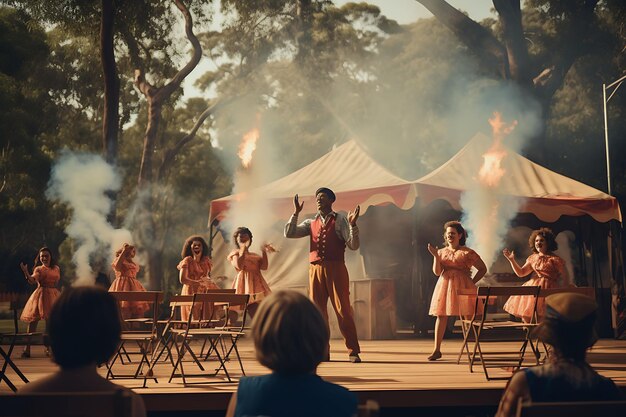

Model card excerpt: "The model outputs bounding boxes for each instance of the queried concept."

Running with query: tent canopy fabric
[210,134,621,224]
[209,140,417,222]
[414,133,621,223]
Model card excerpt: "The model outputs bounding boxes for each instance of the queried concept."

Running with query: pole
[602,83,612,195]
[603,74,626,196]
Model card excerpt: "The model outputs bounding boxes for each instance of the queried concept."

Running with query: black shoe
[349,354,361,363]
[427,351,442,361]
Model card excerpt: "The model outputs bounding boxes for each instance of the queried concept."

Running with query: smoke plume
[46,151,132,284]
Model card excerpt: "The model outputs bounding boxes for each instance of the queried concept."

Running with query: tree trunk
[137,100,162,290]
[132,0,203,290]
[101,0,120,224]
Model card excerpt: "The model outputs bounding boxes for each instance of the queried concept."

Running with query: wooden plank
[2,338,626,411]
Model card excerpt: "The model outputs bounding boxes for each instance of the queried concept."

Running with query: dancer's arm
[259,244,275,271]
[472,256,487,284]
[428,244,443,276]
[179,260,198,285]
[502,249,532,277]
[20,262,36,284]
[231,241,250,270]
[112,244,130,272]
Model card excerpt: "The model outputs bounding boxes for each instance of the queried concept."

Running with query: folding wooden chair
[169,292,249,385]
[1,389,133,417]
[457,285,541,380]
[516,398,626,417]
[106,291,164,387]
[0,292,42,392]
[150,289,237,369]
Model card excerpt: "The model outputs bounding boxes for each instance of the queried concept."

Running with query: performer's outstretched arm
[337,212,360,250]
[284,194,311,238]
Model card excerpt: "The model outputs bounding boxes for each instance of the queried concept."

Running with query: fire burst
[238,128,259,168]
[478,112,517,187]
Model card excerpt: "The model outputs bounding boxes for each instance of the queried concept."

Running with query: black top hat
[315,187,336,202]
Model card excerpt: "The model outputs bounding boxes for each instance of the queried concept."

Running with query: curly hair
[34,247,57,268]
[181,235,209,259]
[528,227,558,253]
[232,227,253,248]
[442,221,467,246]
[114,243,135,258]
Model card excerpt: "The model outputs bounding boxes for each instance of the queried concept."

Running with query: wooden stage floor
[3,338,626,414]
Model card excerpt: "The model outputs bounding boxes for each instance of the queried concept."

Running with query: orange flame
[478,112,517,188]
[238,128,259,168]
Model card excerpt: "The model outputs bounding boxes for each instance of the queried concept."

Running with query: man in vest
[284,187,362,363]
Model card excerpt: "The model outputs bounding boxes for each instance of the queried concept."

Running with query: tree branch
[158,0,202,100]
[157,97,236,181]
[415,0,510,78]
[493,0,532,86]
[532,0,600,100]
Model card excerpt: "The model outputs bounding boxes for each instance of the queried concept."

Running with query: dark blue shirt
[235,373,357,417]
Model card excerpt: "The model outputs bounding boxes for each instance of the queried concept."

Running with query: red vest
[309,215,346,263]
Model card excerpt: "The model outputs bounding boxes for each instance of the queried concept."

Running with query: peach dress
[429,247,480,317]
[503,253,566,319]
[228,250,272,304]
[109,260,149,318]
[21,265,61,322]
[177,256,219,321]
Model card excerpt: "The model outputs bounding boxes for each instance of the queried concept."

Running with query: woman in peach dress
[228,227,274,319]
[109,243,149,319]
[20,247,61,357]
[503,227,570,322]
[178,235,219,321]
[427,221,487,361]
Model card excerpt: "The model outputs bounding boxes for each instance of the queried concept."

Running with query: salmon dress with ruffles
[429,247,480,317]
[177,256,219,321]
[109,260,149,318]
[21,265,61,322]
[503,253,566,320]
[228,250,272,304]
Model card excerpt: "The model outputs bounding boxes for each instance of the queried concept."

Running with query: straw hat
[533,292,598,349]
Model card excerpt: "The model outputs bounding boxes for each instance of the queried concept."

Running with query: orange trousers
[309,261,360,355]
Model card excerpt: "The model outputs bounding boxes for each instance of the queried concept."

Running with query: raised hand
[427,243,439,258]
[293,194,304,215]
[347,205,360,226]
[503,248,515,260]
[20,262,29,275]
[262,243,277,253]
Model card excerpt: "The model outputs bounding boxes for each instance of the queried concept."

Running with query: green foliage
[0,7,67,290]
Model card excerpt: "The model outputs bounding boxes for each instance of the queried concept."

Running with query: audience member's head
[535,292,597,362]
[48,286,121,369]
[252,290,329,375]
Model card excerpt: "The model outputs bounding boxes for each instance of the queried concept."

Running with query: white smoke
[222,167,275,252]
[461,186,522,271]
[46,151,132,284]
